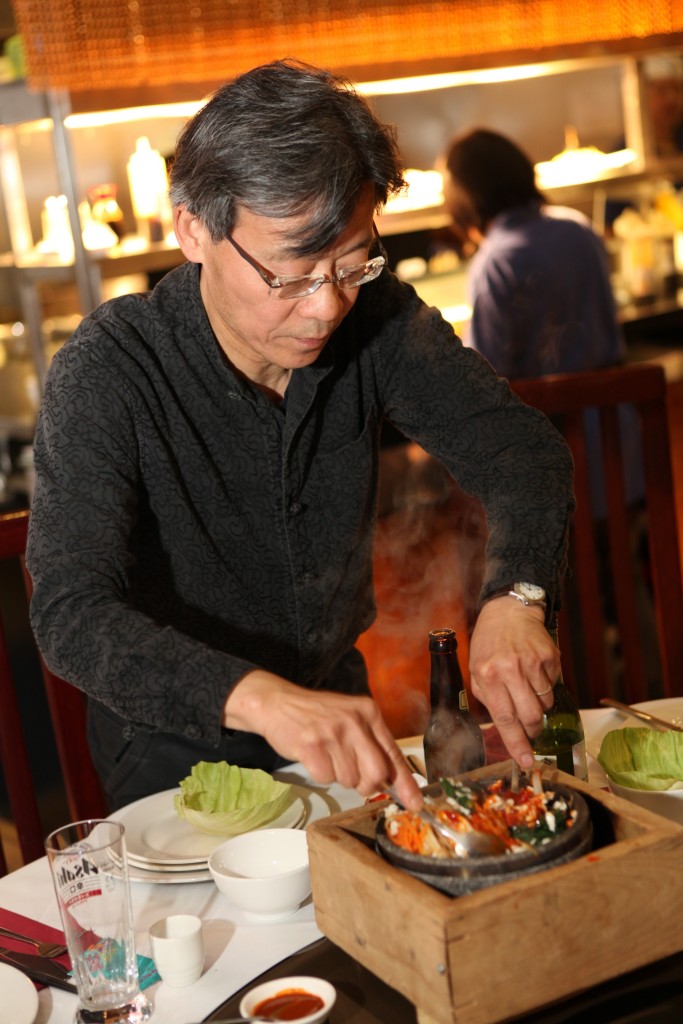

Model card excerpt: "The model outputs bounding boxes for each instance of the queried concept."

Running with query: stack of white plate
[112,787,307,884]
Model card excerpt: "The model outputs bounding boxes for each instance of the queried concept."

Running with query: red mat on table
[0,906,70,988]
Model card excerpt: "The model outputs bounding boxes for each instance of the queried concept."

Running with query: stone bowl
[376,776,593,896]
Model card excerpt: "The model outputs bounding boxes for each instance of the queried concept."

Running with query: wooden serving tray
[307,763,683,1024]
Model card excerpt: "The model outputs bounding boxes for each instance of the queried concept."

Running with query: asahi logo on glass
[55,848,104,910]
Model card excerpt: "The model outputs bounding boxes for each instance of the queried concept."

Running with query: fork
[0,925,67,958]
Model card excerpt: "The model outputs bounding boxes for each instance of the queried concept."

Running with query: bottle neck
[545,623,580,713]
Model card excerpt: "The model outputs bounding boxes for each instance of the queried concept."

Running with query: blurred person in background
[441,127,624,378]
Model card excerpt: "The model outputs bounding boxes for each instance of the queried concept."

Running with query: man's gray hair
[169,58,406,255]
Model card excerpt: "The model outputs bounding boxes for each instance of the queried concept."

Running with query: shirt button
[302,570,316,582]
[185,725,201,739]
[289,501,303,515]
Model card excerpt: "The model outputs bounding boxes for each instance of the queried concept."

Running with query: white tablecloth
[0,718,611,1024]
[0,763,363,1024]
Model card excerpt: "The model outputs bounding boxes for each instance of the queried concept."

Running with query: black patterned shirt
[26,260,573,745]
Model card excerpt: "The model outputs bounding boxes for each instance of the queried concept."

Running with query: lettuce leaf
[174,761,293,835]
[597,728,683,791]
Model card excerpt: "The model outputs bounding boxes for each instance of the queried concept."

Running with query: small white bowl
[607,778,683,825]
[208,828,311,920]
[239,974,336,1024]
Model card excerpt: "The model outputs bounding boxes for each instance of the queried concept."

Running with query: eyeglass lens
[274,253,386,299]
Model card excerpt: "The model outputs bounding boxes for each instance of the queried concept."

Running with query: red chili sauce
[253,987,325,1021]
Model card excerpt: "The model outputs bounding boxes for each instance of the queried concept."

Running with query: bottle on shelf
[423,627,486,783]
[88,183,125,241]
[531,620,588,780]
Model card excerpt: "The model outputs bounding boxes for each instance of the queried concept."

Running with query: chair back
[0,509,107,874]
[510,363,683,706]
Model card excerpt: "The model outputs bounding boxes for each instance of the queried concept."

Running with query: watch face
[514,582,546,603]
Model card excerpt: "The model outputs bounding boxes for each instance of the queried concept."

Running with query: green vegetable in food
[439,778,476,814]
[174,761,293,835]
[597,728,683,791]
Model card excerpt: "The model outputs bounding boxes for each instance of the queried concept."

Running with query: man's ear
[173,205,205,263]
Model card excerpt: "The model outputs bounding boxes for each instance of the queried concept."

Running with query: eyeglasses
[226,224,388,299]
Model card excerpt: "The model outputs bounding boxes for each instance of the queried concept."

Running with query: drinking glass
[45,819,152,1023]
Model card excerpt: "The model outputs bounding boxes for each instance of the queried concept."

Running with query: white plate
[125,787,336,884]
[126,785,338,884]
[128,864,212,884]
[0,962,39,1024]
[115,784,319,870]
[584,698,683,784]
[127,800,306,871]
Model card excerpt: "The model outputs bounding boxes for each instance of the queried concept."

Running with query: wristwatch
[507,582,547,608]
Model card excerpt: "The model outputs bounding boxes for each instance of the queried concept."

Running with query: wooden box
[307,766,683,1024]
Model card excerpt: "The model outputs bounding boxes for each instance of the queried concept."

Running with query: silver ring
[534,685,553,697]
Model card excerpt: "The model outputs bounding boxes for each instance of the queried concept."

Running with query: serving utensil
[599,698,683,733]
[404,753,427,777]
[382,784,505,857]
[0,925,66,959]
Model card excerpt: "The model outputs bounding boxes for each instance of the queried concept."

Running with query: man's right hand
[222,670,423,811]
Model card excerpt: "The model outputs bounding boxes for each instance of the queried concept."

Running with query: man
[27,60,574,812]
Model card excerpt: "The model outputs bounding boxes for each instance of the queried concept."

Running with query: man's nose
[299,279,347,317]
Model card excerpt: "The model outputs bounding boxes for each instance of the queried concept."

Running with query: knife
[0,947,77,993]
[599,698,683,733]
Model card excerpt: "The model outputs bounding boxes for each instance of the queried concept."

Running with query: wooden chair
[510,362,683,706]
[0,508,107,874]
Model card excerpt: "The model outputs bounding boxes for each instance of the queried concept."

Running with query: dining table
[2,711,683,1024]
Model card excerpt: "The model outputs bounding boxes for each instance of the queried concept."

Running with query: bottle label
[533,738,588,781]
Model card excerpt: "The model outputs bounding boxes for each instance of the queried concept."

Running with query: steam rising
[358,442,488,738]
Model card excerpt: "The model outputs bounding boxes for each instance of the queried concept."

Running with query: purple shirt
[467,202,625,377]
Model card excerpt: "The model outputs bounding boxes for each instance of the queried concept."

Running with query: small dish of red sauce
[253,987,324,1020]
[240,974,336,1024]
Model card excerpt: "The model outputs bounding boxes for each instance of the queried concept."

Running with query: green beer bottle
[532,620,588,780]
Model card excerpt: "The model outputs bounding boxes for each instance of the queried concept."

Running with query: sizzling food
[384,776,578,859]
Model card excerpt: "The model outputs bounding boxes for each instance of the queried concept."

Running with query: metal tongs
[599,697,683,732]
[383,783,505,857]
